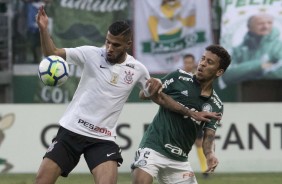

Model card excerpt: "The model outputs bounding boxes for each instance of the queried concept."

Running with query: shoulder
[210,90,224,111]
[126,55,149,72]
[161,69,184,88]
[77,46,103,54]
[163,69,192,80]
[66,46,102,54]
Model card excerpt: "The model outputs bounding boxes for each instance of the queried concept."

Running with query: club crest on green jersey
[202,103,212,112]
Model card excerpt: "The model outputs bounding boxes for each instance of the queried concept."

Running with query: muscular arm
[36,6,66,59]
[203,129,218,172]
[140,88,221,122]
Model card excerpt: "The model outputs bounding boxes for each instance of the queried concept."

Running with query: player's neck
[200,81,213,97]
[117,53,128,64]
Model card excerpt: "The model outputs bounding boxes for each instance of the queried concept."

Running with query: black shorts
[44,126,123,177]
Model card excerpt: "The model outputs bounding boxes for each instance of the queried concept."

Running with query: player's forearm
[150,92,192,116]
[39,28,55,56]
[203,130,216,157]
[39,29,65,58]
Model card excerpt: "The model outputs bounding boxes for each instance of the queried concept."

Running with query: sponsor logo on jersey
[126,63,135,69]
[178,76,193,82]
[124,70,134,84]
[162,78,174,88]
[78,119,112,136]
[181,90,188,96]
[211,96,223,109]
[165,144,188,158]
[211,90,223,108]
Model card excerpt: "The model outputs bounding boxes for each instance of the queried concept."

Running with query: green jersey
[139,69,223,162]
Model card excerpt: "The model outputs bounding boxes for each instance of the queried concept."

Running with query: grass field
[1,173,282,184]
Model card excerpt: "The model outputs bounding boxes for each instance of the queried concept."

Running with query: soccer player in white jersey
[34,6,221,184]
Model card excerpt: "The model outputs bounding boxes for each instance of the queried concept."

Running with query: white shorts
[131,148,198,184]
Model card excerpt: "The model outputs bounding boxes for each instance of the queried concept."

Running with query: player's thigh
[132,167,154,184]
[158,161,198,184]
[35,157,61,184]
[131,148,161,183]
[91,160,118,184]
[84,139,123,171]
[44,127,82,177]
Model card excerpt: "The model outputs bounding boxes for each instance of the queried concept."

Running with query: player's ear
[216,69,224,77]
[126,40,132,50]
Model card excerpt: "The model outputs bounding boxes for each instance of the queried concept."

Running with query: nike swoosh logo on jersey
[107,152,116,157]
[100,65,107,69]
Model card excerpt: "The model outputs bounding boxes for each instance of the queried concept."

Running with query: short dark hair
[183,53,195,60]
[206,44,231,72]
[108,20,132,41]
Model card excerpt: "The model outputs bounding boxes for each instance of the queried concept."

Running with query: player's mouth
[107,53,113,58]
[197,68,203,74]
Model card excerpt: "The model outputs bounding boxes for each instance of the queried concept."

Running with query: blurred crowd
[12,0,52,64]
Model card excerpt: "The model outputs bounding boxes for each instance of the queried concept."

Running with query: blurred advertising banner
[47,0,130,48]
[215,1,282,89]
[0,103,282,173]
[133,0,212,74]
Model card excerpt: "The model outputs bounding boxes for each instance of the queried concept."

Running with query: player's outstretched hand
[205,152,219,173]
[145,78,162,97]
[190,111,221,122]
[36,6,49,31]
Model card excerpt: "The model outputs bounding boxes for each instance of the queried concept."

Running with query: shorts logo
[137,160,147,167]
[107,152,116,157]
[182,171,195,178]
[46,140,57,153]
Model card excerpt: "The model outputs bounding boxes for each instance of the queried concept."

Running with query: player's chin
[195,73,204,81]
[106,56,118,64]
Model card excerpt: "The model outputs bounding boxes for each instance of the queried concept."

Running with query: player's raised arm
[36,6,66,59]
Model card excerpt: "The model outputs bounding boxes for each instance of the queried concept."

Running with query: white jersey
[59,46,150,141]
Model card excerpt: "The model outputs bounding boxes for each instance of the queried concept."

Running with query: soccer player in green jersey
[132,44,231,184]
[183,53,209,178]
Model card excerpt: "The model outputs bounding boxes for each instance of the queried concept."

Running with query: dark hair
[183,53,195,60]
[108,20,132,41]
[206,44,231,71]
